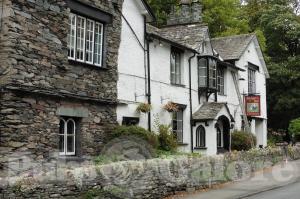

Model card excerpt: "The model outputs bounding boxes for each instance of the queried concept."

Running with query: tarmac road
[175,159,300,199]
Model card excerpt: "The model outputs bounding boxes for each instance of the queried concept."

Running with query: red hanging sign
[245,95,261,116]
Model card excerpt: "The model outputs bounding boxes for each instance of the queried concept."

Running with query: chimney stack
[167,0,202,26]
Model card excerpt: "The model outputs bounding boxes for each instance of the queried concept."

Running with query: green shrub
[107,125,159,149]
[231,130,257,151]
[289,117,300,136]
[157,124,177,152]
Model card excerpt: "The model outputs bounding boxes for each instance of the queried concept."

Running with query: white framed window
[196,125,206,148]
[170,48,182,85]
[248,68,256,94]
[67,13,104,67]
[217,69,225,95]
[172,110,184,143]
[59,118,76,156]
[94,22,104,66]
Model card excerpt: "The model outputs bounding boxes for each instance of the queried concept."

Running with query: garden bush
[157,124,177,152]
[289,118,300,141]
[231,130,257,151]
[106,125,159,149]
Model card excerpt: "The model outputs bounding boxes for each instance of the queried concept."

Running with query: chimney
[167,0,202,26]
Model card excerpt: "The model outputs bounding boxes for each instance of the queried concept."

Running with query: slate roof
[211,34,255,60]
[147,24,208,52]
[192,102,234,122]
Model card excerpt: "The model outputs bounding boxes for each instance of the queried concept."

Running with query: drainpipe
[145,18,151,132]
[189,52,196,152]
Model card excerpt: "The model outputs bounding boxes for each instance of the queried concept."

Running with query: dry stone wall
[2,147,300,199]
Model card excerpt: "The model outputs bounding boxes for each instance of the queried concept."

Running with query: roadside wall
[1,147,300,199]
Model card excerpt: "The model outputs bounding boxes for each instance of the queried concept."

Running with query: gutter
[188,52,197,153]
[147,33,197,53]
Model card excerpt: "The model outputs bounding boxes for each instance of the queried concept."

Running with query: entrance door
[216,115,231,153]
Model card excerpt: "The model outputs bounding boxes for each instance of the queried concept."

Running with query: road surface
[244,180,300,199]
[174,159,300,199]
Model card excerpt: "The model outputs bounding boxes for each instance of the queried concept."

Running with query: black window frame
[122,117,140,126]
[198,56,218,90]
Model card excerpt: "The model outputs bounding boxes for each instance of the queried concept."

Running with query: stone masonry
[2,147,299,199]
[0,0,124,177]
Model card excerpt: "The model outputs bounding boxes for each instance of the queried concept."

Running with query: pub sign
[245,95,261,116]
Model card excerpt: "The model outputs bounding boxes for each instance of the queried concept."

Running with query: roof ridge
[211,33,255,40]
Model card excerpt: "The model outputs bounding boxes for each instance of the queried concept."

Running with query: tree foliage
[289,118,300,136]
[202,0,250,37]
[147,0,179,26]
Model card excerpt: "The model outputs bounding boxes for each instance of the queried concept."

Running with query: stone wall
[0,0,122,99]
[0,0,124,175]
[2,147,300,199]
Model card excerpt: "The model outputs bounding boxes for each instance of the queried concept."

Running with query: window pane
[94,23,103,66]
[59,135,64,153]
[200,130,205,147]
[67,135,75,153]
[76,16,86,61]
[67,120,75,135]
[86,19,94,63]
[68,14,76,59]
[171,50,181,84]
[59,120,64,134]
[198,58,207,87]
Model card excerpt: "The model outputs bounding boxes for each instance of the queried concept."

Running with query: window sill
[194,147,207,150]
[57,155,85,162]
[171,83,186,88]
[177,142,189,146]
[68,60,108,70]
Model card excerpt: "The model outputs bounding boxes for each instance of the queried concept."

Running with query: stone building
[0,0,123,173]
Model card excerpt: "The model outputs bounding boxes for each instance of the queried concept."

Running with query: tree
[202,0,250,37]
[260,4,300,59]
[289,118,300,136]
[147,0,179,26]
[267,56,300,130]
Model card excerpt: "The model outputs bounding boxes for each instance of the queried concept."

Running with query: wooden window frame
[67,13,104,67]
[59,118,76,156]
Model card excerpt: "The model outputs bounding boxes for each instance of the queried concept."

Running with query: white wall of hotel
[117,0,268,155]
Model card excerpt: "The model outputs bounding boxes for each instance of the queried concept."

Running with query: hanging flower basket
[136,102,152,113]
[163,102,179,112]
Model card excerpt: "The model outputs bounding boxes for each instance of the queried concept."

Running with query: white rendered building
[117,0,269,155]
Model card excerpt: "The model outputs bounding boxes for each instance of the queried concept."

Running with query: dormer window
[198,56,218,89]
[68,13,104,67]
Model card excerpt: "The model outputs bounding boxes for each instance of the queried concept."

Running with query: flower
[163,102,179,112]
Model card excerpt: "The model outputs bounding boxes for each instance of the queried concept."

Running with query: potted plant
[163,101,179,112]
[136,102,152,113]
